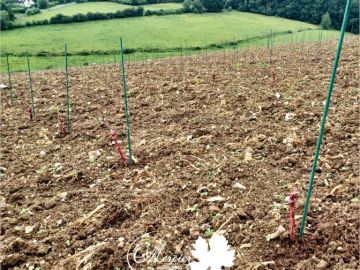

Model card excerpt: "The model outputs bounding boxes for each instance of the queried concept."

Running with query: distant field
[14,2,183,25]
[5,11,319,53]
[1,11,345,72]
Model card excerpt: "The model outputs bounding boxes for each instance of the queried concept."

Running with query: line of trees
[182,0,358,33]
[1,6,185,29]
[224,0,359,33]
[0,0,186,29]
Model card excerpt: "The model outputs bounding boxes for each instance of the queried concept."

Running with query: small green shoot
[187,204,199,213]
[205,227,214,237]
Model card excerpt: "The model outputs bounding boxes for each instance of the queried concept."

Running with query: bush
[320,12,331,29]
[25,7,40,16]
[48,1,60,7]
[201,0,223,12]
[12,7,27,13]
[37,0,49,9]
[0,2,15,30]
[47,7,144,24]
[50,13,72,23]
[1,1,14,19]
[1,11,14,29]
[72,13,87,22]
[183,0,204,13]
[192,0,204,13]
[144,8,182,16]
[224,0,239,10]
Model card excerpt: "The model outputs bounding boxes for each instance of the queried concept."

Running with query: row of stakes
[0,0,352,239]
[2,38,134,166]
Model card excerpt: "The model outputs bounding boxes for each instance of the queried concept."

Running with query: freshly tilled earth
[0,38,359,270]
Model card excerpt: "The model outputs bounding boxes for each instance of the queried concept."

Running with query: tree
[183,0,204,13]
[224,0,240,10]
[37,0,49,9]
[192,0,204,13]
[183,0,192,12]
[0,1,14,29]
[1,1,14,20]
[201,0,224,12]
[320,12,331,29]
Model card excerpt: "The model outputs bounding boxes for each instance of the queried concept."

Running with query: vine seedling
[111,129,128,166]
[28,107,33,121]
[59,116,67,137]
[288,192,299,241]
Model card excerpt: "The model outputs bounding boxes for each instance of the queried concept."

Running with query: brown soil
[0,38,359,270]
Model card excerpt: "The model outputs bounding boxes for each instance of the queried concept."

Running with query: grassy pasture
[14,2,183,25]
[1,11,344,72]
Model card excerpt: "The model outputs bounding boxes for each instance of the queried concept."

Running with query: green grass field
[14,2,183,25]
[5,11,319,53]
[1,11,343,72]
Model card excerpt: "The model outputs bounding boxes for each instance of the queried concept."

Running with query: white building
[14,0,35,7]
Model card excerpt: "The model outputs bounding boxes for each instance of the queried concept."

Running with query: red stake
[272,70,276,84]
[28,107,33,121]
[111,129,128,166]
[289,192,299,241]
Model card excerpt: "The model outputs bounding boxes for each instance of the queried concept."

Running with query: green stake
[65,44,71,133]
[299,0,352,238]
[119,38,133,165]
[6,53,14,105]
[26,51,35,120]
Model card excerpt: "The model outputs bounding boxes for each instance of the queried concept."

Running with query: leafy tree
[201,0,223,12]
[1,1,14,20]
[37,0,49,9]
[192,0,204,13]
[224,0,240,10]
[183,0,192,12]
[183,0,204,13]
[0,1,14,29]
[320,12,331,29]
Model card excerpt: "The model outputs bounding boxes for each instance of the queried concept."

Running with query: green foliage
[49,7,144,24]
[14,2,183,25]
[37,0,49,9]
[12,5,27,13]
[236,0,359,34]
[320,12,331,29]
[1,1,14,19]
[201,0,223,12]
[0,1,14,29]
[183,0,204,13]
[26,7,40,16]
[224,0,239,10]
[205,227,214,237]
[144,8,183,16]
[48,1,60,7]
[347,1,359,34]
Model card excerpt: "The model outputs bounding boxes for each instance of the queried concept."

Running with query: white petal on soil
[207,196,226,202]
